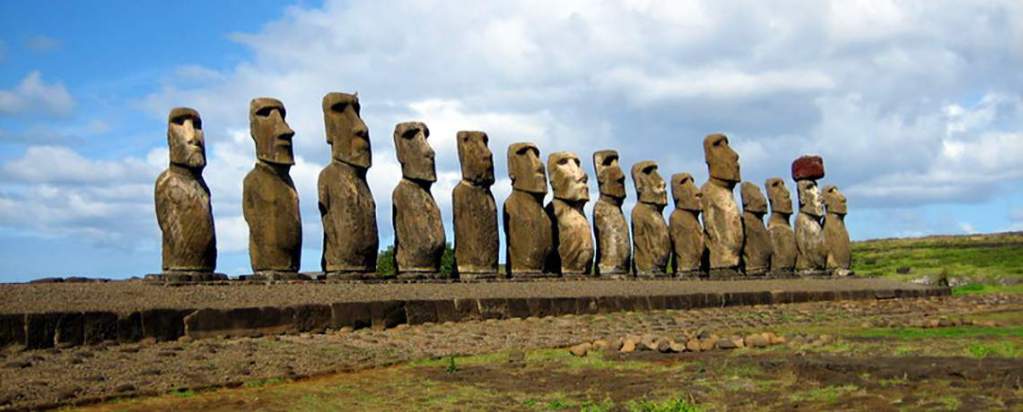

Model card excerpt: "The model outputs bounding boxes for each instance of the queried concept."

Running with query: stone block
[404,300,439,325]
[0,314,26,348]
[141,309,190,341]
[330,302,372,330]
[25,312,61,349]
[506,298,532,319]
[117,312,144,343]
[526,297,556,318]
[83,312,118,345]
[54,312,84,347]
[576,296,599,314]
[433,300,459,323]
[550,297,578,315]
[291,304,332,332]
[452,298,482,321]
[477,298,509,320]
[369,301,407,329]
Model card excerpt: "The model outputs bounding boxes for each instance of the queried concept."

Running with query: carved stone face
[548,151,589,202]
[457,131,494,186]
[703,133,740,183]
[670,173,701,211]
[323,92,371,169]
[740,181,768,214]
[507,142,547,194]
[394,122,436,182]
[765,177,793,215]
[167,107,206,170]
[823,185,848,215]
[593,150,626,200]
[797,180,824,218]
[250,98,295,166]
[631,161,667,206]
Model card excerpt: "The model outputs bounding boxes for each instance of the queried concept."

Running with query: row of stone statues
[155,93,851,281]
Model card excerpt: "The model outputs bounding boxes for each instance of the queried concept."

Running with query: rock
[657,339,674,353]
[546,152,594,275]
[4,360,31,369]
[392,122,445,276]
[746,334,769,348]
[631,161,671,276]
[701,134,743,273]
[716,339,738,350]
[453,131,499,277]
[700,338,718,351]
[569,343,591,357]
[591,150,631,276]
[641,334,659,351]
[686,339,702,352]
[620,339,637,353]
[669,341,686,353]
[669,173,704,276]
[592,339,610,350]
[503,143,553,277]
[114,383,136,393]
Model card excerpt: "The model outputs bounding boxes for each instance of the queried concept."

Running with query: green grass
[788,385,859,404]
[625,397,702,412]
[952,283,1023,296]
[242,377,286,388]
[852,232,1023,285]
[966,342,1023,358]
[855,326,1023,339]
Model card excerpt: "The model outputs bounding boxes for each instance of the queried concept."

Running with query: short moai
[792,155,827,275]
[591,150,631,277]
[545,151,594,276]
[740,182,772,276]
[823,185,852,276]
[452,131,499,279]
[318,92,378,278]
[243,98,302,278]
[669,173,705,278]
[700,133,743,278]
[503,143,554,278]
[153,107,222,282]
[765,177,797,276]
[391,122,445,277]
[631,161,671,277]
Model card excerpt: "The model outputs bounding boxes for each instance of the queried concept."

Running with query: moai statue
[503,142,554,277]
[700,133,743,278]
[591,150,631,277]
[740,182,772,276]
[392,122,445,277]
[318,92,378,278]
[669,173,705,278]
[792,155,827,275]
[631,161,670,277]
[823,185,852,276]
[765,177,797,276]
[153,107,222,282]
[453,131,498,278]
[243,98,301,278]
[545,151,594,276]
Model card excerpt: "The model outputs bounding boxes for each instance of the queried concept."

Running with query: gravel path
[0,278,930,314]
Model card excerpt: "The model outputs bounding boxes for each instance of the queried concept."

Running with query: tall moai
[545,151,594,276]
[740,182,772,276]
[631,161,671,277]
[823,185,852,276]
[792,155,827,275]
[391,122,445,277]
[154,107,220,281]
[765,177,797,275]
[669,173,705,278]
[318,92,378,278]
[243,98,302,278]
[453,131,498,278]
[591,150,631,277]
[700,133,743,278]
[503,143,554,277]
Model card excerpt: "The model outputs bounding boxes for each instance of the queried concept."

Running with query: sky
[0,0,1021,281]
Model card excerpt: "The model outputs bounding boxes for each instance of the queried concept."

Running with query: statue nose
[353,119,368,138]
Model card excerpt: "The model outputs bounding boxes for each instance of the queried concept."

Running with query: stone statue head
[507,142,547,194]
[765,177,793,215]
[323,92,371,169]
[249,97,295,166]
[670,173,701,212]
[457,131,494,186]
[740,181,768,215]
[797,180,824,218]
[631,161,667,206]
[548,151,589,202]
[167,107,206,170]
[393,121,436,183]
[823,185,847,215]
[593,150,626,200]
[703,133,740,184]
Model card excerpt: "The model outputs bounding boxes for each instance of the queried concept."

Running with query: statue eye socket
[255,107,276,117]
[558,158,569,166]
[330,102,348,112]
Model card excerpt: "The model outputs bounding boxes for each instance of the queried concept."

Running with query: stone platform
[0,278,947,350]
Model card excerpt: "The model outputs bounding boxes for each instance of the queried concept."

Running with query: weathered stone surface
[591,150,630,276]
[453,131,498,277]
[319,92,378,274]
[765,178,796,274]
[545,151,594,275]
[392,122,445,276]
[503,143,553,277]
[140,309,190,342]
[669,173,704,277]
[823,185,852,275]
[741,182,772,276]
[243,97,301,275]
[701,134,743,274]
[155,107,216,274]
[82,311,118,345]
[0,314,25,348]
[631,161,670,276]
[795,179,827,273]
[791,155,825,181]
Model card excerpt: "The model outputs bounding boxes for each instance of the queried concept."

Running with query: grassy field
[853,231,1023,292]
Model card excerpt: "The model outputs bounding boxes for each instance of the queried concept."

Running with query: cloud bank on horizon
[0,0,1021,280]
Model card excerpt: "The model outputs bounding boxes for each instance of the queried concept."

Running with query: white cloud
[959,222,977,234]
[0,71,75,117]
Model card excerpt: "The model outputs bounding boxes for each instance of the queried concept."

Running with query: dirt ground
[1,293,1021,411]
